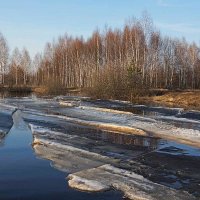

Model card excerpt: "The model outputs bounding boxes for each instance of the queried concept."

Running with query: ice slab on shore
[68,164,195,200]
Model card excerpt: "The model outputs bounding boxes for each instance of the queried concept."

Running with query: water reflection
[0,136,5,147]
[0,91,32,99]
[88,130,160,150]
[47,122,160,151]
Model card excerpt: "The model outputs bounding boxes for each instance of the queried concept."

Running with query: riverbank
[84,88,200,111]
[142,91,200,110]
[1,86,200,111]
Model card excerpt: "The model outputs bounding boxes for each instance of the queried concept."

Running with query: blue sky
[0,0,200,57]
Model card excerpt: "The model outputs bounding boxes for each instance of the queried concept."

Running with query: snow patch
[79,105,133,115]
[68,175,109,192]
[27,112,147,136]
[155,115,200,124]
[59,101,80,107]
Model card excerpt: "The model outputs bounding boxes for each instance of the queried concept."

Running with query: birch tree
[0,33,9,85]
[21,48,31,85]
[11,48,21,86]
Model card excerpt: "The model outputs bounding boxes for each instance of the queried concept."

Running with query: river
[0,93,200,199]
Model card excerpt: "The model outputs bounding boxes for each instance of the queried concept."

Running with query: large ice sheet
[25,106,200,148]
[29,124,197,199]
[3,97,200,147]
[29,124,142,166]
[33,140,105,173]
[68,164,195,200]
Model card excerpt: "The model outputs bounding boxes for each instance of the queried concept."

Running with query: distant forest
[0,14,200,98]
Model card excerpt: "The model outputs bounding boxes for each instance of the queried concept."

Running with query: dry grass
[33,87,48,94]
[145,91,200,110]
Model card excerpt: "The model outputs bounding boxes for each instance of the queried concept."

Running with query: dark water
[0,91,33,99]
[0,111,123,200]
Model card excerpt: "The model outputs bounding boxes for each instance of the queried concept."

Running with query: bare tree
[0,33,9,85]
[11,48,21,86]
[10,13,199,98]
[20,48,31,85]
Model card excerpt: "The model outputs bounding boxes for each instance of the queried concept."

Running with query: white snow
[79,105,133,115]
[155,115,200,124]
[59,101,80,107]
[109,99,132,104]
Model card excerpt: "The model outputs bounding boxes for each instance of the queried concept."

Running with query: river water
[0,110,123,200]
[0,93,200,199]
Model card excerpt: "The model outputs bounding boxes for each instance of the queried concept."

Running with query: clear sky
[0,0,200,57]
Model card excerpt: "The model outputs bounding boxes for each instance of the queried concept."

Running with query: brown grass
[144,91,200,110]
[33,87,48,94]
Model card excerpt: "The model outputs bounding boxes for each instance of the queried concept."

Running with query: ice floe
[3,96,200,147]
[33,139,104,173]
[68,175,110,192]
[30,124,119,165]
[25,107,200,148]
[30,124,196,199]
[79,105,133,115]
[68,164,195,200]
[59,101,80,107]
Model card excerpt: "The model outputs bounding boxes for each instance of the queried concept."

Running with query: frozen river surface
[0,96,200,199]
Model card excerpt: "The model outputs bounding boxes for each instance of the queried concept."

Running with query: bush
[46,79,66,95]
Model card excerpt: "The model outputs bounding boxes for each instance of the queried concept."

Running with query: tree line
[0,14,200,98]
[0,34,32,86]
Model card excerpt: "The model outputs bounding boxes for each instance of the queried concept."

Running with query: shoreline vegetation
[142,90,200,110]
[1,85,200,111]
